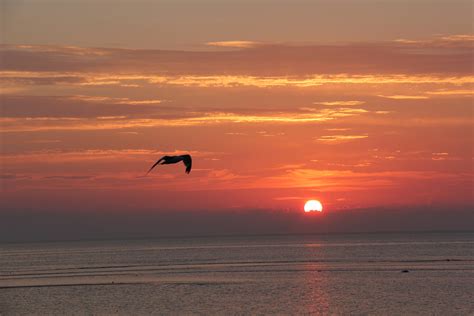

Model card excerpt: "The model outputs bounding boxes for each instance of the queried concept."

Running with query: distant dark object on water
[401,269,410,273]
[147,154,192,174]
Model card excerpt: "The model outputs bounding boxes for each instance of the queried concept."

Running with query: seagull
[147,154,192,174]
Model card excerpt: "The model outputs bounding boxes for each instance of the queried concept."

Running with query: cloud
[2,206,473,242]
[393,34,474,47]
[260,168,470,192]
[326,128,351,131]
[0,95,170,120]
[0,86,27,95]
[9,45,112,56]
[2,101,472,132]
[145,74,474,89]
[1,149,215,164]
[2,69,473,90]
[118,100,162,105]
[430,152,462,161]
[0,174,30,180]
[225,132,247,136]
[273,196,307,201]
[206,169,248,181]
[0,106,372,132]
[206,41,262,48]
[25,139,62,144]
[117,131,139,135]
[43,175,95,180]
[426,89,473,96]
[313,101,365,106]
[2,36,472,76]
[378,95,429,100]
[439,34,474,42]
[257,131,285,137]
[316,135,369,143]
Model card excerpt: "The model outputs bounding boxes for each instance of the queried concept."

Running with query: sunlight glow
[304,200,323,212]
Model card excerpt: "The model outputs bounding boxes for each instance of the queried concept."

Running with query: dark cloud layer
[1,38,472,75]
[0,207,472,243]
[1,95,176,119]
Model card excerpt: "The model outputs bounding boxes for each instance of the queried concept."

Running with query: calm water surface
[1,232,473,315]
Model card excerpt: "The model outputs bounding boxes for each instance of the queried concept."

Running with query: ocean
[1,232,473,315]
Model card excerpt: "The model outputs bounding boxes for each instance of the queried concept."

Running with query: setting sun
[1,1,472,315]
[304,200,323,212]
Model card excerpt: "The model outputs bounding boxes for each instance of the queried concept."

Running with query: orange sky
[0,1,473,239]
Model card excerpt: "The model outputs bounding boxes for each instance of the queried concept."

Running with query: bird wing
[147,157,165,174]
[182,155,192,174]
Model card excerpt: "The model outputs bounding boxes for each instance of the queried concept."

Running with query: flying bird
[147,154,192,174]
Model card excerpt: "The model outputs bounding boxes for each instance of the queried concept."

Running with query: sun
[304,200,323,212]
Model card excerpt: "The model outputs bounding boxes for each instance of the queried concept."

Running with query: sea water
[1,232,473,315]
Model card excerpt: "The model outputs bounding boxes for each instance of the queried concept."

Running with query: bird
[147,154,192,175]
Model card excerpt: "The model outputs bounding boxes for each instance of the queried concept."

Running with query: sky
[1,0,473,241]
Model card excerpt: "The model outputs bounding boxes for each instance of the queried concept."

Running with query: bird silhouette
[147,154,192,174]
